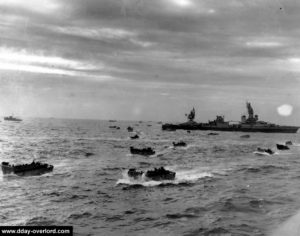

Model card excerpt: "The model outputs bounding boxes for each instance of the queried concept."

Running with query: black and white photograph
[1,0,300,235]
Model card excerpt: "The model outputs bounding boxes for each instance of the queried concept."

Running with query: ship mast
[245,102,258,123]
[246,102,254,119]
[186,107,195,122]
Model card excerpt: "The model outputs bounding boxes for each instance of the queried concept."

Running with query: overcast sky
[0,0,300,124]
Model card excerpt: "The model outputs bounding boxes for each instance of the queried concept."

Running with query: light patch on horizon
[207,9,216,14]
[0,47,120,80]
[167,0,216,14]
[0,61,118,81]
[55,27,135,39]
[160,93,170,96]
[245,41,283,48]
[0,0,61,14]
[0,47,95,70]
[0,62,77,76]
[169,0,193,7]
[288,58,300,64]
[129,39,154,48]
[133,106,142,117]
[277,104,293,116]
[52,26,153,48]
[285,57,300,73]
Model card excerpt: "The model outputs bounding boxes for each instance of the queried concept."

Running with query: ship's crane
[185,107,195,122]
[246,102,254,119]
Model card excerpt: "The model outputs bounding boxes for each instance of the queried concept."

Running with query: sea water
[1,118,300,236]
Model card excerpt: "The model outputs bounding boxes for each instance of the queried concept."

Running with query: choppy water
[1,119,300,236]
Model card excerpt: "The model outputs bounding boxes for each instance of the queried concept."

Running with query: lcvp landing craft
[162,102,299,133]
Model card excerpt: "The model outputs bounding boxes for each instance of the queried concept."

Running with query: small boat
[127,126,134,132]
[276,144,289,150]
[127,168,144,179]
[4,116,22,122]
[285,141,293,145]
[255,147,274,155]
[145,167,176,181]
[240,135,250,138]
[109,120,117,122]
[173,141,187,147]
[127,167,176,181]
[130,147,155,156]
[207,133,219,136]
[85,152,94,157]
[109,126,120,129]
[130,134,139,139]
[1,161,53,176]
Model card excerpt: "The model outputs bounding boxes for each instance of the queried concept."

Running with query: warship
[162,102,299,133]
[4,115,22,122]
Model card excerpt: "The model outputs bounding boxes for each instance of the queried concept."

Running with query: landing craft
[162,102,299,133]
[1,161,53,176]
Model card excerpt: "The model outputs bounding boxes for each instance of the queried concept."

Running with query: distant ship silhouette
[162,102,299,133]
[4,115,22,122]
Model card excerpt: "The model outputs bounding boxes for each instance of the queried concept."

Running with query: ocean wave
[68,212,92,220]
[138,161,152,168]
[68,149,95,158]
[253,151,280,156]
[104,215,125,222]
[102,167,122,171]
[238,165,288,174]
[43,191,61,197]
[165,144,196,150]
[219,197,266,213]
[25,216,61,226]
[184,206,207,215]
[212,145,227,153]
[184,227,230,236]
[133,216,156,223]
[166,213,199,219]
[51,193,89,203]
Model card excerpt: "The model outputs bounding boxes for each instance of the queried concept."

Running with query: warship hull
[162,123,299,133]
[164,103,299,133]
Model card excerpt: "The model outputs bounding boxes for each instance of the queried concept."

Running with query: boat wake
[253,151,279,156]
[116,168,213,187]
[276,152,293,155]
[166,144,196,150]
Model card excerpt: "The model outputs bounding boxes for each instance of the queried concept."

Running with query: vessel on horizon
[162,102,299,133]
[4,115,22,122]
